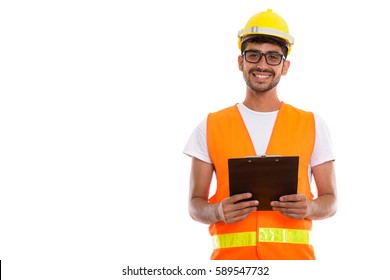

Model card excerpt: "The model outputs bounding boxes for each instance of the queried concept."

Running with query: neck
[243,89,281,112]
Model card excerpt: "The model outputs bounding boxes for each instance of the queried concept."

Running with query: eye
[267,53,280,61]
[247,52,260,59]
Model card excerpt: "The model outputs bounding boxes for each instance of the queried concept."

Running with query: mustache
[249,68,274,75]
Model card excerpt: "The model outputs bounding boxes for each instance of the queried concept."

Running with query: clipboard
[228,155,299,211]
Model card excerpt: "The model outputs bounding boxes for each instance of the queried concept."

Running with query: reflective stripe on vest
[212,228,311,249]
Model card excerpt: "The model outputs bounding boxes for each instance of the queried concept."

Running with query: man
[183,9,337,260]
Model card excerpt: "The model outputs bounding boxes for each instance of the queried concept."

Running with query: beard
[243,67,282,94]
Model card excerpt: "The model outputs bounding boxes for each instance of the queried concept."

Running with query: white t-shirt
[183,103,335,176]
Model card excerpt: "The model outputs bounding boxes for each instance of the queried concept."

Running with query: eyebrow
[245,49,283,54]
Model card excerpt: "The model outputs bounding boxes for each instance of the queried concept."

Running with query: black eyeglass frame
[242,50,286,66]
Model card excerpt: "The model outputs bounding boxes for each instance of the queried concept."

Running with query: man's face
[238,42,290,94]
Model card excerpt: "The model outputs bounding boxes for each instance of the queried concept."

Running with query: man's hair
[241,35,289,57]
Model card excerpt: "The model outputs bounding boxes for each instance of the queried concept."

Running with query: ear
[282,60,290,76]
[238,55,244,71]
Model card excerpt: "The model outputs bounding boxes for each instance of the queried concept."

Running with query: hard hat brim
[238,26,295,45]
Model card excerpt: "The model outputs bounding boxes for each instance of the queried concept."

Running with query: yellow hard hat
[237,9,295,55]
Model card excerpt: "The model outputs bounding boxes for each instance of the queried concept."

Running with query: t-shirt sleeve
[311,114,335,167]
[183,118,212,164]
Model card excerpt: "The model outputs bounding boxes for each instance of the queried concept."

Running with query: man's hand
[270,193,311,220]
[218,193,259,224]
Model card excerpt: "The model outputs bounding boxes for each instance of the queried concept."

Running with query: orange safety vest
[207,102,316,260]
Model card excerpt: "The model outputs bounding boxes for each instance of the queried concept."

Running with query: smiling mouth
[251,69,273,80]
[252,72,272,81]
[254,74,270,78]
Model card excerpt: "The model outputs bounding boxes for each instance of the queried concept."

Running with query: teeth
[256,75,268,78]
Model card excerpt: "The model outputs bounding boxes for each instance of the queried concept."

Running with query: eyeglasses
[242,50,285,66]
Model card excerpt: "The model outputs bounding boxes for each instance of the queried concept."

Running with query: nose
[257,55,268,67]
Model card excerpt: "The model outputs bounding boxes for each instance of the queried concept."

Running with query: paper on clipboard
[228,155,299,211]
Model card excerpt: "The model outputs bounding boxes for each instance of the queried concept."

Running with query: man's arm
[188,157,259,224]
[306,160,338,220]
[188,157,219,224]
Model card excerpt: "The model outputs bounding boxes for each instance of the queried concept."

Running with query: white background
[1,0,389,279]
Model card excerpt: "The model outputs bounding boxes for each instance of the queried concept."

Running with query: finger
[270,201,305,209]
[225,207,257,224]
[223,200,258,224]
[233,199,259,210]
[272,206,303,213]
[277,210,306,220]
[228,192,253,204]
[272,206,306,219]
[227,213,252,224]
[270,201,291,208]
[279,193,306,202]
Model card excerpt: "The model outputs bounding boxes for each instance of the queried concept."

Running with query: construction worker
[183,9,338,260]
